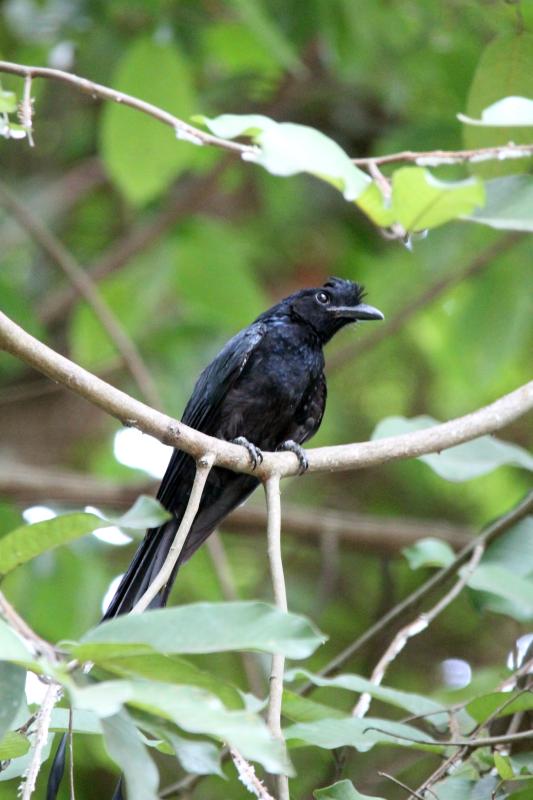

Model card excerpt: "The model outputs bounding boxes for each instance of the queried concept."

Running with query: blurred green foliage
[0,1,532,798]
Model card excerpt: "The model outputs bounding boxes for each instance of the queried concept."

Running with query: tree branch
[0,60,255,157]
[264,475,289,800]
[0,178,162,410]
[0,311,532,481]
[352,143,533,167]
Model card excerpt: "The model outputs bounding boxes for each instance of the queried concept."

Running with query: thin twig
[1,309,532,480]
[20,681,61,800]
[230,748,276,800]
[206,532,265,697]
[352,544,484,717]
[264,475,289,800]
[20,74,34,146]
[352,143,533,167]
[0,179,162,410]
[131,453,215,613]
[378,771,428,800]
[310,490,533,687]
[68,708,76,800]
[365,726,533,749]
[0,60,256,157]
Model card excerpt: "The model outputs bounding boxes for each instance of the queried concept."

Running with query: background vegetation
[0,1,532,799]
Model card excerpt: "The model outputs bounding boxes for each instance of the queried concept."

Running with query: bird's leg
[277,440,309,474]
[231,436,264,470]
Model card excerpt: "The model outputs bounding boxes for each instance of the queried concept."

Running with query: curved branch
[0,60,255,157]
[0,310,532,479]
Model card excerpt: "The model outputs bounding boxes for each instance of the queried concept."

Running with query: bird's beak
[333,303,384,321]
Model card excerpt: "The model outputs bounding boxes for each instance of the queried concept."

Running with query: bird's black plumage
[103,277,383,618]
[47,277,383,800]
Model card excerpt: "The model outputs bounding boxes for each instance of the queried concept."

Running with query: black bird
[47,277,382,799]
[103,277,383,617]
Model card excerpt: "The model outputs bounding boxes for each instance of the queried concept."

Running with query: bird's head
[289,277,384,343]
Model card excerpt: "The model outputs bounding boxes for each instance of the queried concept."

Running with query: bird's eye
[316,291,330,305]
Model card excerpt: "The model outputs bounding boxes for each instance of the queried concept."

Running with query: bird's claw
[232,436,264,471]
[278,440,309,474]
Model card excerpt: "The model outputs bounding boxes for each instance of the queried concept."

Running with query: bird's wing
[287,372,327,444]
[157,322,266,509]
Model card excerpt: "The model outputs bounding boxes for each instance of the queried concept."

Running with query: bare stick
[312,489,533,685]
[0,60,256,157]
[230,748,276,800]
[352,143,533,167]
[0,179,162,410]
[20,681,62,800]
[352,544,484,717]
[1,310,532,480]
[131,453,215,613]
[264,475,289,800]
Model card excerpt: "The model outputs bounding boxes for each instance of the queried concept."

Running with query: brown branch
[328,232,523,372]
[0,179,162,409]
[0,60,255,157]
[0,309,532,480]
[311,490,533,685]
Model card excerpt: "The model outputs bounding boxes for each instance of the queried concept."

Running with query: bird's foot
[277,440,309,474]
[232,436,264,471]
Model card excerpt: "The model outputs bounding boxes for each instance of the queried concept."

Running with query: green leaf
[0,730,30,760]
[100,38,196,205]
[459,96,533,126]
[403,538,456,570]
[391,168,485,232]
[285,716,437,752]
[285,669,447,723]
[282,690,345,723]
[467,691,533,724]
[72,601,326,661]
[372,415,533,481]
[466,564,533,619]
[72,679,292,774]
[0,512,104,576]
[314,780,385,800]
[0,663,26,741]
[483,517,533,577]
[494,752,515,780]
[200,114,370,201]
[103,495,171,531]
[165,730,223,776]
[102,711,159,800]
[468,176,533,231]
[96,652,243,709]
[463,33,533,178]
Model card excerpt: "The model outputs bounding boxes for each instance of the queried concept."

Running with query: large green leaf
[372,416,533,481]
[463,33,533,178]
[102,711,159,800]
[285,716,437,752]
[0,730,30,760]
[0,662,26,741]
[459,96,533,126]
[71,602,325,661]
[314,781,385,800]
[403,538,456,570]
[71,679,291,774]
[165,730,223,776]
[0,618,34,663]
[101,495,171,531]
[468,176,533,231]
[285,669,447,723]
[199,114,370,201]
[466,563,533,620]
[390,168,484,232]
[100,38,197,204]
[467,690,533,724]
[0,512,104,576]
